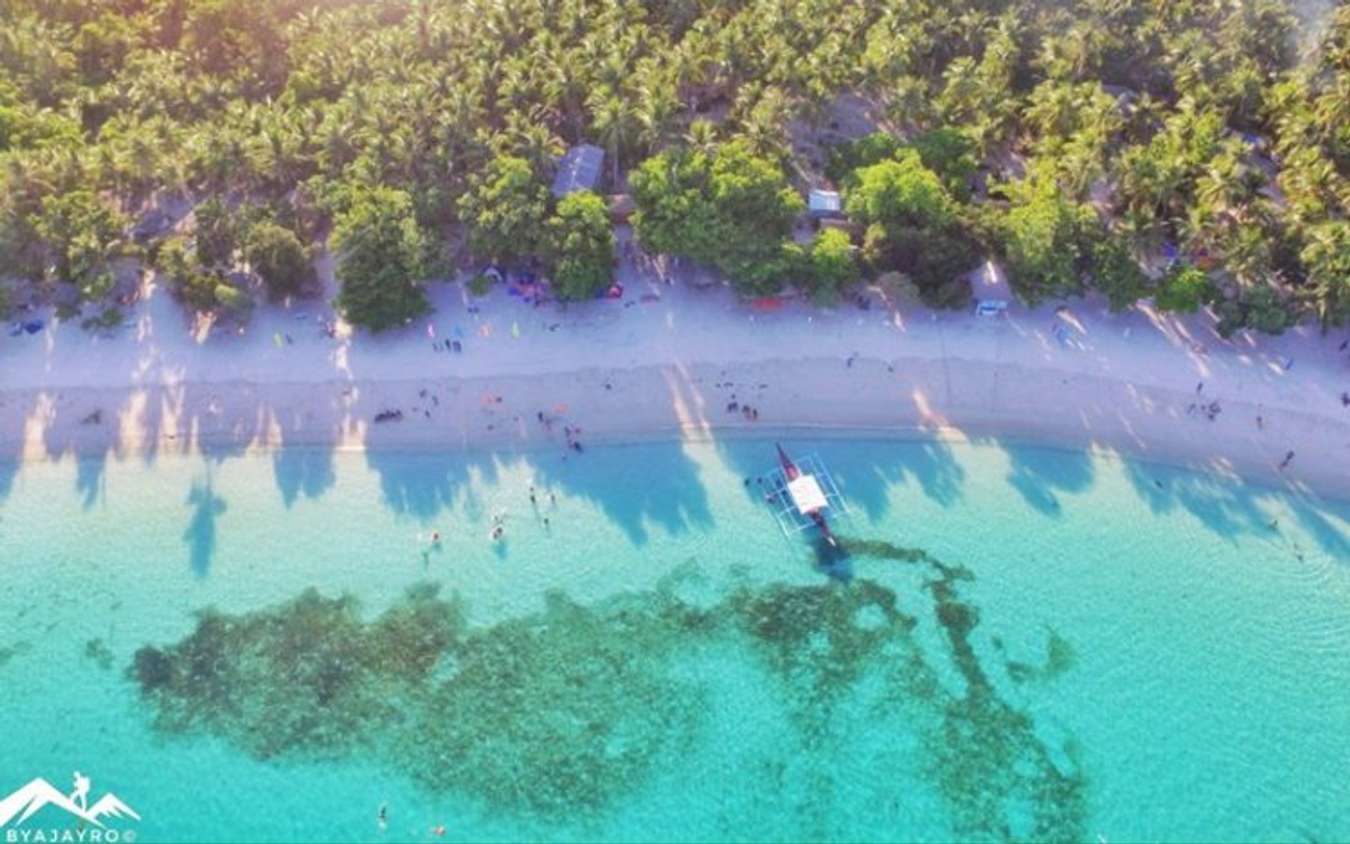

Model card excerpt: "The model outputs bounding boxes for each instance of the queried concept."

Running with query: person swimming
[377,803,387,832]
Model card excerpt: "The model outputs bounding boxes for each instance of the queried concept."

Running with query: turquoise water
[1,438,1348,843]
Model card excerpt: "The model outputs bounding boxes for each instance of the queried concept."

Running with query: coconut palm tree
[589,92,638,187]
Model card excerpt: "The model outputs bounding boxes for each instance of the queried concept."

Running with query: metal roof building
[808,189,843,218]
[551,144,605,198]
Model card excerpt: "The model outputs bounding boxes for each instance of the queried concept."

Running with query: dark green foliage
[805,227,859,304]
[862,224,977,309]
[0,0,1342,331]
[548,191,614,301]
[30,189,126,300]
[1214,285,1295,337]
[458,155,551,265]
[630,140,803,296]
[907,128,979,201]
[466,273,493,297]
[1300,221,1350,328]
[996,168,1096,304]
[824,131,903,184]
[244,219,315,301]
[332,186,429,332]
[1154,264,1214,314]
[845,150,955,232]
[1088,234,1150,312]
[192,197,240,269]
[157,236,221,313]
[80,306,125,332]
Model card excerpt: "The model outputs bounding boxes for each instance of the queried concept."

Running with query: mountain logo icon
[0,773,141,829]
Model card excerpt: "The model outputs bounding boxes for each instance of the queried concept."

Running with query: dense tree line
[0,0,1346,334]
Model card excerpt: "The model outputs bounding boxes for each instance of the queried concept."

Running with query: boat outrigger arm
[776,443,838,547]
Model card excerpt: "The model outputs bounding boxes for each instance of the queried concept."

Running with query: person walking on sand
[1279,450,1295,470]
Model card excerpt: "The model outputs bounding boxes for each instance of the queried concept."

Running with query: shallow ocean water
[0,437,1347,843]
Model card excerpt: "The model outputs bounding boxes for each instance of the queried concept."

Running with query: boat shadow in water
[811,537,854,582]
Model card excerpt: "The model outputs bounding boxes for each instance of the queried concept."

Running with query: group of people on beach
[726,400,760,421]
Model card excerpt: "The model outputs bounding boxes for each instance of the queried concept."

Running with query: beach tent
[808,189,843,219]
[969,260,1011,316]
[552,145,605,198]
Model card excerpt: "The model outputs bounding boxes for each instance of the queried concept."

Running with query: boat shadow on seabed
[811,536,854,582]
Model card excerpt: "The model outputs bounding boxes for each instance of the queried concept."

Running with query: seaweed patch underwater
[129,541,1086,839]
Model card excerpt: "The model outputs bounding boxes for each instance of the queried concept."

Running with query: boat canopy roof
[787,475,828,515]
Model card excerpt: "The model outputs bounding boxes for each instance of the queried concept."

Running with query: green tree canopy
[458,155,551,265]
[997,168,1096,304]
[244,219,316,301]
[845,150,955,233]
[193,196,240,268]
[548,191,614,301]
[31,189,126,301]
[1087,234,1150,312]
[1154,264,1213,314]
[1300,221,1350,328]
[332,187,429,332]
[806,227,859,304]
[630,139,803,296]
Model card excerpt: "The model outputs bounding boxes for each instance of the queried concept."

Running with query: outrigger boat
[774,443,838,547]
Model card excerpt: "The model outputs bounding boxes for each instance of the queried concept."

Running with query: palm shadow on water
[363,449,496,519]
[1123,458,1350,559]
[273,446,337,508]
[183,476,227,577]
[714,436,968,528]
[0,459,15,508]
[522,441,714,545]
[999,443,1095,517]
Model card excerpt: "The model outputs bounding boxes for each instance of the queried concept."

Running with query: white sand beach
[4,244,1350,502]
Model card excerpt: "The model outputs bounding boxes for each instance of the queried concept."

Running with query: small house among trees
[808,189,843,220]
[552,145,605,199]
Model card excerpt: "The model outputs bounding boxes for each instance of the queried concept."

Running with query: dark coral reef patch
[130,543,1087,838]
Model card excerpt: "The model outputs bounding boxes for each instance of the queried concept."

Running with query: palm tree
[1300,221,1350,329]
[684,119,719,158]
[589,92,638,187]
